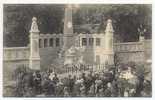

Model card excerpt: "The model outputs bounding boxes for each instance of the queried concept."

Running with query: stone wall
[39,34,63,69]
[3,47,29,61]
[78,33,105,64]
[114,40,151,64]
[38,33,152,67]
[3,47,30,83]
[3,33,152,73]
[38,33,107,67]
[144,40,152,61]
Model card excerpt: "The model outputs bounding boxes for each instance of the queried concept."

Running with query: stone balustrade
[39,33,105,48]
[39,33,63,48]
[3,47,30,61]
[144,40,152,50]
[114,42,144,52]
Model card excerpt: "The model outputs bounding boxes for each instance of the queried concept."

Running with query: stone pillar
[138,26,146,42]
[139,35,145,42]
[138,27,146,63]
[47,38,50,47]
[105,19,114,65]
[41,38,44,48]
[87,37,89,46]
[79,37,82,47]
[94,37,96,46]
[29,17,40,70]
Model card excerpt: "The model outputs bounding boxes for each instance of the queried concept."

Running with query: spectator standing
[33,71,42,95]
[103,82,112,97]
[55,79,64,97]
[53,73,59,85]
[64,86,69,97]
[15,71,25,97]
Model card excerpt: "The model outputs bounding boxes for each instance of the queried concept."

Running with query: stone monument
[105,19,114,65]
[29,17,40,70]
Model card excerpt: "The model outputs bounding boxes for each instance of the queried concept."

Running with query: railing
[61,64,112,74]
[58,64,115,78]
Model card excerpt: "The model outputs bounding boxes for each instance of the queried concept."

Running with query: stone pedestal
[29,58,40,70]
[105,19,114,65]
[29,17,40,70]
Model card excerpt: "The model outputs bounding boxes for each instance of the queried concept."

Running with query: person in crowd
[63,86,69,97]
[73,76,82,97]
[80,83,86,97]
[49,79,56,96]
[22,71,34,97]
[124,87,129,97]
[135,74,144,96]
[53,73,59,85]
[13,65,150,97]
[23,86,34,97]
[67,74,75,96]
[103,82,112,97]
[73,75,77,83]
[95,76,103,96]
[49,70,55,81]
[88,84,95,97]
[55,78,64,97]
[85,72,94,96]
[42,75,51,96]
[117,78,125,97]
[33,70,42,95]
[111,79,119,97]
[15,71,25,97]
[71,75,77,96]
[140,79,151,97]
[98,86,104,97]
[129,88,136,97]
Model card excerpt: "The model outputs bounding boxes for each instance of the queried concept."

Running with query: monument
[105,19,114,65]
[29,17,40,70]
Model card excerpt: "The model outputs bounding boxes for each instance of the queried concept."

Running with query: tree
[4,4,151,47]
[73,4,151,42]
[4,4,64,47]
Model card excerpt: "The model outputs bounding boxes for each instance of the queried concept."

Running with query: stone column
[41,38,44,48]
[138,28,146,64]
[87,37,89,46]
[79,36,82,47]
[139,36,145,42]
[94,37,96,46]
[105,19,114,65]
[29,17,40,70]
[47,38,50,47]
[138,27,146,42]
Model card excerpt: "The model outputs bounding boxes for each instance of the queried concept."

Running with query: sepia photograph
[3,4,152,97]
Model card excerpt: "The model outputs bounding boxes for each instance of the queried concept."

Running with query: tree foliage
[3,4,151,47]
[73,4,152,42]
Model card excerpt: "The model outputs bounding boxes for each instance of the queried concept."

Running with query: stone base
[29,58,40,70]
[106,54,114,65]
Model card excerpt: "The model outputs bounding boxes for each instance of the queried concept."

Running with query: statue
[105,19,114,33]
[138,24,146,36]
[29,17,40,33]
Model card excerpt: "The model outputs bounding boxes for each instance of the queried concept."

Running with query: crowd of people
[14,65,151,97]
